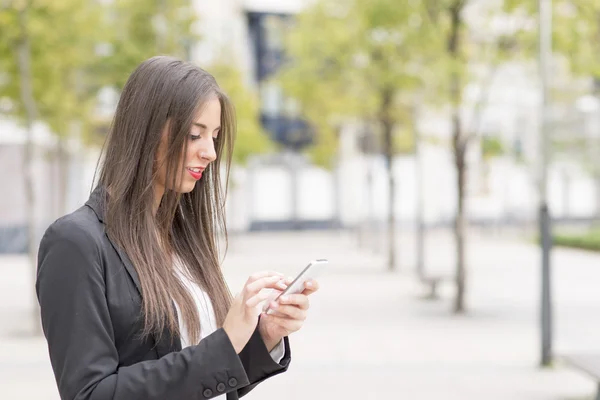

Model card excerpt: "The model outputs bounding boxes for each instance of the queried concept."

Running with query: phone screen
[269,259,327,307]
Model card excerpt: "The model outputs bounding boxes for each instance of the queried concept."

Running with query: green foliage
[0,0,201,147]
[275,1,360,167]
[481,136,505,160]
[277,0,437,167]
[277,0,526,165]
[0,1,105,142]
[99,0,199,91]
[553,229,600,252]
[502,0,600,86]
[551,1,600,78]
[208,61,273,165]
[503,1,600,173]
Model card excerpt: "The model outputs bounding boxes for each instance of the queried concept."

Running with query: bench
[420,275,453,299]
[562,354,600,400]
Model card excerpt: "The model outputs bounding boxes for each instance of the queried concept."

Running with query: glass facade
[247,11,313,150]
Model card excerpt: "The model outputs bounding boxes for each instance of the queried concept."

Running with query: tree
[0,0,105,334]
[0,2,39,334]
[0,0,199,334]
[208,61,273,166]
[206,59,275,242]
[99,0,199,91]
[278,0,434,271]
[418,0,471,312]
[279,0,528,310]
[518,1,600,218]
[81,0,201,147]
[503,2,600,169]
[1,1,105,216]
[421,0,529,313]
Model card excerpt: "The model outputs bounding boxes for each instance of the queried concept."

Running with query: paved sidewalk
[1,229,598,399]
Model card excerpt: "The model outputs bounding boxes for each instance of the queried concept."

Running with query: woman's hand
[222,271,287,354]
[258,279,320,350]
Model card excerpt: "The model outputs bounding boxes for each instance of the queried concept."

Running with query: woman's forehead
[193,97,221,125]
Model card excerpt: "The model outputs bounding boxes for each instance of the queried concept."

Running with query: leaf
[276,0,445,165]
[208,56,274,165]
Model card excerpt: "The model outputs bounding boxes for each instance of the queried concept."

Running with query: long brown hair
[97,56,235,344]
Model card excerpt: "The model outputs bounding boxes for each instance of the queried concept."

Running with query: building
[0,119,95,253]
[2,0,598,252]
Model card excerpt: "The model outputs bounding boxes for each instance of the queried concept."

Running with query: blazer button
[203,388,213,398]
[228,377,238,387]
[216,382,226,393]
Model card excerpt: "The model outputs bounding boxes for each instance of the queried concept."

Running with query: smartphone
[264,259,328,315]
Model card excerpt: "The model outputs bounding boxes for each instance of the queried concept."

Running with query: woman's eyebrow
[192,122,220,131]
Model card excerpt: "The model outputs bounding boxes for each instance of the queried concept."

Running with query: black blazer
[35,187,291,400]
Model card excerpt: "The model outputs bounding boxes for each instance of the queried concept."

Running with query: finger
[262,289,284,312]
[264,308,287,318]
[268,303,307,320]
[267,288,284,302]
[302,279,320,295]
[278,294,309,310]
[246,276,287,294]
[246,288,275,308]
[262,313,303,333]
[247,271,285,283]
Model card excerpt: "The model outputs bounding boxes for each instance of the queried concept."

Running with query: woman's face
[155,97,221,196]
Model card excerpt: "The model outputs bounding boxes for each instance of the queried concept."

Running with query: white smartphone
[264,259,328,315]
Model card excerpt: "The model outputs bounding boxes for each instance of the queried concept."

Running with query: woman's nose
[200,141,217,162]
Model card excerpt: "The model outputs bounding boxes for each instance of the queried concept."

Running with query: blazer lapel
[112,237,182,356]
[85,186,142,295]
[85,186,181,356]
[111,242,143,296]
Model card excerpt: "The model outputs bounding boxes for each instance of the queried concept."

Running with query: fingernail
[280,295,289,302]
[277,281,287,289]
[305,281,313,287]
[271,301,279,309]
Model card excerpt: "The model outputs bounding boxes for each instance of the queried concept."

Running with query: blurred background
[2,0,600,399]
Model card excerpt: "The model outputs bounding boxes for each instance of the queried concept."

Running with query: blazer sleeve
[36,220,250,400]
[236,320,291,398]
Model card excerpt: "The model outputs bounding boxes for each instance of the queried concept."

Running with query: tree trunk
[595,173,600,222]
[333,157,342,230]
[381,89,396,271]
[448,1,467,313]
[562,169,570,220]
[358,124,375,251]
[289,152,300,230]
[453,135,467,313]
[57,138,70,216]
[17,6,42,335]
[225,168,239,252]
[413,104,425,280]
[366,157,375,251]
[331,126,342,230]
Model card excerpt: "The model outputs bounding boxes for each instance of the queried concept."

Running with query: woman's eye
[190,134,200,141]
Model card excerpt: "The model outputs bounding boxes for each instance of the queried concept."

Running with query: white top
[173,260,285,399]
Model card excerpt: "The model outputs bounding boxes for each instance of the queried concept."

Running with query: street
[0,228,597,399]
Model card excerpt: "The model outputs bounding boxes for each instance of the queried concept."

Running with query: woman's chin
[168,177,198,194]
[179,181,197,193]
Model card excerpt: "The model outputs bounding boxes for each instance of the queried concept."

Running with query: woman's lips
[187,167,203,180]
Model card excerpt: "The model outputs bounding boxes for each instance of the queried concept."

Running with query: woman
[35,56,318,400]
